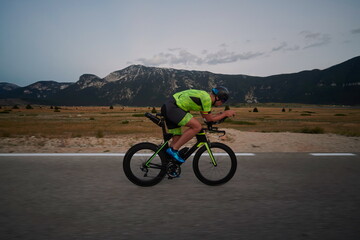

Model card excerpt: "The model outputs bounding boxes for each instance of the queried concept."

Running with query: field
[1,104,360,138]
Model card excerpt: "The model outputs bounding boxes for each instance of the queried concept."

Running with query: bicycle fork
[197,142,218,167]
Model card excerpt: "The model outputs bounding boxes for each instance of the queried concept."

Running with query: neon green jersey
[173,89,212,114]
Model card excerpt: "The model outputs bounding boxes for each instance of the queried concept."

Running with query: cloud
[351,28,360,34]
[300,31,331,49]
[204,49,263,65]
[272,42,287,52]
[271,42,300,52]
[135,47,264,67]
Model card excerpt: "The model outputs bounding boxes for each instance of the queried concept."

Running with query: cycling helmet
[212,86,229,103]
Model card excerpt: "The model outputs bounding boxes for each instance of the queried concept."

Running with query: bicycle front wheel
[123,142,167,187]
[193,142,237,186]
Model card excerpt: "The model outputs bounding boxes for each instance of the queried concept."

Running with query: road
[1,153,359,240]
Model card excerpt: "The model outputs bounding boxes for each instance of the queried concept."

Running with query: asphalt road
[1,153,359,240]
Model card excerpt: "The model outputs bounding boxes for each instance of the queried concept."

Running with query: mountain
[1,56,359,106]
[0,82,20,95]
[1,81,72,105]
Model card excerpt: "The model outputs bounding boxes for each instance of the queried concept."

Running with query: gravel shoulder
[1,129,359,153]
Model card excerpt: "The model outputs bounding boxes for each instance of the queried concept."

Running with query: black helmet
[212,86,229,103]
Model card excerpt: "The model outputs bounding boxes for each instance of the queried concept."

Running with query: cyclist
[161,86,235,163]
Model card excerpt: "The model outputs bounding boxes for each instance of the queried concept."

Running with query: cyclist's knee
[186,118,202,132]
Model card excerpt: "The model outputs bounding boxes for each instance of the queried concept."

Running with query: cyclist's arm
[201,110,235,122]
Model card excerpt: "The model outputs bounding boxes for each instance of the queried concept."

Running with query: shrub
[54,106,61,112]
[12,105,19,109]
[224,105,230,111]
[282,108,286,112]
[2,132,11,137]
[253,107,259,112]
[109,105,114,109]
[26,104,33,109]
[122,120,129,124]
[151,107,157,113]
[299,127,324,134]
[334,114,346,116]
[228,120,256,125]
[96,130,104,138]
[71,133,82,138]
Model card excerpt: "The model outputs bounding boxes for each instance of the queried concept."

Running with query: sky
[0,0,360,86]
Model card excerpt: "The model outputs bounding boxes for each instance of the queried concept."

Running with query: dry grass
[1,105,359,138]
[222,107,360,136]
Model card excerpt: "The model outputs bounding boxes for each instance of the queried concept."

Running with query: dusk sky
[1,0,359,86]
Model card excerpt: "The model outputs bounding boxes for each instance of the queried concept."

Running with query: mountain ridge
[1,56,359,106]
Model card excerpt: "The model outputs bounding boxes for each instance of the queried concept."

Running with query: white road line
[236,153,256,156]
[0,153,255,157]
[310,153,357,156]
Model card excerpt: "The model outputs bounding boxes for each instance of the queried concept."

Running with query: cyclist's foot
[166,147,185,163]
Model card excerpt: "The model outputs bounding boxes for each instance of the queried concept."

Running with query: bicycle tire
[193,142,237,186]
[123,142,167,187]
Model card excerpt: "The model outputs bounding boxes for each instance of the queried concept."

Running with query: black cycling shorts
[161,97,193,135]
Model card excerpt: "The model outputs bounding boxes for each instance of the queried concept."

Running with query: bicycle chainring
[166,162,181,179]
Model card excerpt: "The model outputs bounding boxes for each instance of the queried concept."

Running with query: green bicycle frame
[144,140,169,167]
[144,130,218,168]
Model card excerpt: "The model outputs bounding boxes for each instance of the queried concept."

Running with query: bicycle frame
[144,129,217,168]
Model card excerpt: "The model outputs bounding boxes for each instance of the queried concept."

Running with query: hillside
[1,56,359,106]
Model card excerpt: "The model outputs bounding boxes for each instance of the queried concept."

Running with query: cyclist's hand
[224,110,236,117]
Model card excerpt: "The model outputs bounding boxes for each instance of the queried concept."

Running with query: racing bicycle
[123,112,237,187]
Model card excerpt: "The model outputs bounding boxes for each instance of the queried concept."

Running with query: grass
[0,105,359,138]
[225,119,256,125]
[298,127,325,134]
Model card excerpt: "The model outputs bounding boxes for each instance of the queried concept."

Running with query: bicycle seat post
[157,113,173,142]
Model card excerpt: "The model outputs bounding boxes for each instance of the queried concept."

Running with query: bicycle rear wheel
[193,142,237,186]
[123,142,167,187]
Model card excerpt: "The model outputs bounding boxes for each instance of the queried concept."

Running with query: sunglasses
[216,97,227,103]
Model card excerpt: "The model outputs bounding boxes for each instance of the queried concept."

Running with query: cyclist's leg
[172,117,202,150]
[171,135,181,146]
